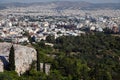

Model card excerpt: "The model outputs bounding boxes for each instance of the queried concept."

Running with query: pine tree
[9,45,15,71]
[36,49,40,71]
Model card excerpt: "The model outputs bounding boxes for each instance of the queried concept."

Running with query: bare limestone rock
[0,42,37,75]
[40,63,51,75]
[45,64,51,75]
[0,59,4,72]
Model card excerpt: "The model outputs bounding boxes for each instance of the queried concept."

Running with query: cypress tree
[36,49,40,71]
[9,45,15,71]
[43,63,46,73]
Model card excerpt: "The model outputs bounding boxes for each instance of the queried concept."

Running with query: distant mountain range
[0,1,120,10]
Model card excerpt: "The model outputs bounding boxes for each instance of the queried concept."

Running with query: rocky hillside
[0,42,37,75]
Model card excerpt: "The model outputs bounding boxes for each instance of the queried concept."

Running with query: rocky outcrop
[0,42,37,75]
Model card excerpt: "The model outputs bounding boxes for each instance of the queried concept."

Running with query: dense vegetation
[0,33,120,80]
[52,33,120,80]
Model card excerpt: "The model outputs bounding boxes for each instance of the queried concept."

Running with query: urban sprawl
[0,5,120,43]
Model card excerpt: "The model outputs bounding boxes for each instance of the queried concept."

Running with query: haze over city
[0,0,120,3]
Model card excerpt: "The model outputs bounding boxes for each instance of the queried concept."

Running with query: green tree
[47,70,63,80]
[43,63,46,73]
[9,45,15,71]
[46,35,55,43]
[36,49,40,71]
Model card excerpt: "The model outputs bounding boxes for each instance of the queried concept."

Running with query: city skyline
[0,0,120,3]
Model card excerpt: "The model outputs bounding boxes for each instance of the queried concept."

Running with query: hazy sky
[0,0,120,3]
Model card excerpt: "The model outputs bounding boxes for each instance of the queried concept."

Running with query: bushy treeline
[52,33,120,80]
